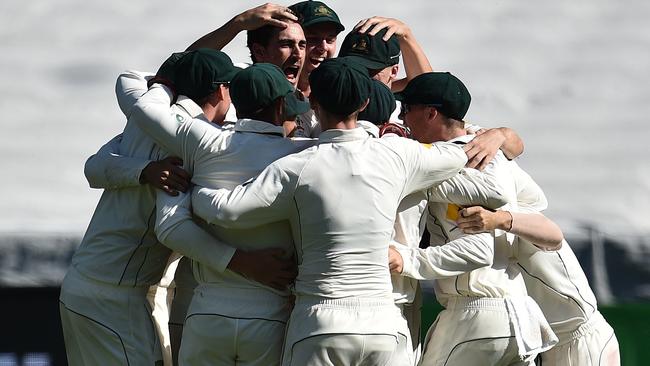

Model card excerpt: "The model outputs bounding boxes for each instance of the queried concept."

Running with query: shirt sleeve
[397,232,494,280]
[192,161,296,228]
[427,167,509,210]
[155,190,236,272]
[115,70,154,117]
[511,162,548,211]
[131,84,205,160]
[84,134,152,189]
[399,140,468,196]
[431,148,517,208]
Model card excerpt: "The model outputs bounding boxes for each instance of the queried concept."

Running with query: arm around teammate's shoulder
[115,70,153,117]
[401,140,468,194]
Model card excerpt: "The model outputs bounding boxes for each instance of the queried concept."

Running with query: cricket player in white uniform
[188,58,510,366]
[455,190,621,364]
[84,69,202,366]
[131,62,316,365]
[392,72,559,365]
[58,49,245,365]
[342,19,529,364]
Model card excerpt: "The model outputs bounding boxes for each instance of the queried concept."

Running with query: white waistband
[568,311,609,342]
[295,295,396,309]
[445,296,509,311]
[63,267,149,296]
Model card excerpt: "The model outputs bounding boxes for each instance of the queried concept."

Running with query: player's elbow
[83,156,103,189]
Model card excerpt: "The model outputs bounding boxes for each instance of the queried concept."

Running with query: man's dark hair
[246,19,299,63]
[246,25,277,63]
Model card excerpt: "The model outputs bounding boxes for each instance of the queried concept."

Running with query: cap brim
[302,17,345,33]
[344,55,389,71]
[393,91,406,102]
[284,92,311,117]
[221,66,243,82]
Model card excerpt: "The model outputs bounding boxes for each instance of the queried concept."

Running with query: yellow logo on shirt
[446,204,461,221]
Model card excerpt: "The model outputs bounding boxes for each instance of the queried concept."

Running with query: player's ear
[428,107,438,121]
[390,65,399,80]
[216,84,229,102]
[251,43,266,62]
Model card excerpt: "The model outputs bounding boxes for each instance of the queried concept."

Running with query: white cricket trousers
[540,312,620,366]
[59,268,160,365]
[178,284,290,366]
[420,296,556,366]
[281,296,413,366]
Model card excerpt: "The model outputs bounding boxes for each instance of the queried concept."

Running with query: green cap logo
[314,5,332,16]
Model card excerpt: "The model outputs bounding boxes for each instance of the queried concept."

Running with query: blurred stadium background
[1,0,649,364]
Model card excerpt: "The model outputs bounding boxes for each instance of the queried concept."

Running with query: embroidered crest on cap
[314,5,332,16]
[352,38,369,53]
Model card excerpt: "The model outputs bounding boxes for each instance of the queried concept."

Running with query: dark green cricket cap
[230,63,310,117]
[172,48,241,100]
[338,28,401,70]
[289,1,344,33]
[395,72,471,121]
[358,79,396,125]
[309,57,373,116]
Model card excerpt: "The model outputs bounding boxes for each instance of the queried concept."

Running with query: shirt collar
[356,120,380,138]
[234,118,285,137]
[318,127,370,143]
[176,96,208,121]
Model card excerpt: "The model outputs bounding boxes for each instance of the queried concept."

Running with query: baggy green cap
[338,28,401,70]
[230,63,310,117]
[289,1,344,33]
[172,48,241,100]
[358,79,396,125]
[309,57,373,116]
[395,72,471,121]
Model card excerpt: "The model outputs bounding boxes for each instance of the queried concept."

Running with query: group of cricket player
[58,1,622,365]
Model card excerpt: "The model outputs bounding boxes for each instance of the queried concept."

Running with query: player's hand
[462,128,506,170]
[354,16,412,41]
[228,248,298,291]
[457,206,507,234]
[234,3,298,31]
[388,245,404,274]
[140,157,191,196]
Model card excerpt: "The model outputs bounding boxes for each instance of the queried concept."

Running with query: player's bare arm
[463,127,525,170]
[186,3,298,51]
[456,206,564,250]
[355,16,433,92]
[227,248,298,291]
[140,156,191,196]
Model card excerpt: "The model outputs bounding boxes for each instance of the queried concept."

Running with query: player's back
[291,129,465,299]
[189,120,314,296]
[516,237,598,339]
[426,135,528,305]
[71,102,193,287]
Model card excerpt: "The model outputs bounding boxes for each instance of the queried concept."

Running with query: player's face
[302,23,339,75]
[258,22,306,86]
[369,65,398,88]
[402,104,442,143]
